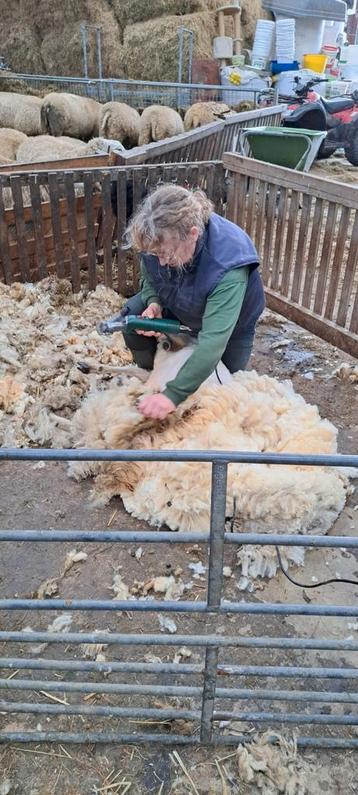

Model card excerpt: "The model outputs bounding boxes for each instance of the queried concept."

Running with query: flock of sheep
[0,90,239,166]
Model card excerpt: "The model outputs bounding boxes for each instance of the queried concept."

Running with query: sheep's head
[158,332,192,353]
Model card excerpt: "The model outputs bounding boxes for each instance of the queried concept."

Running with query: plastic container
[274,67,323,96]
[321,44,339,70]
[341,63,358,80]
[231,54,246,67]
[271,59,299,74]
[303,53,328,72]
[252,19,275,61]
[213,36,233,59]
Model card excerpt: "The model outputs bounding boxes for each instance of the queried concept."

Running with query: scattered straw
[171,750,200,795]
[107,509,118,527]
[215,759,229,795]
[39,690,69,706]
[6,669,19,680]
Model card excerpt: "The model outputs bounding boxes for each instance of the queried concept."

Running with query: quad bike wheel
[344,131,358,166]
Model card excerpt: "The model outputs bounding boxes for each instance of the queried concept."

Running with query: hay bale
[120,0,219,26]
[0,0,268,80]
[122,12,217,83]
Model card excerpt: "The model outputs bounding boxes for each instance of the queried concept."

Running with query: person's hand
[138,393,176,420]
[136,302,162,337]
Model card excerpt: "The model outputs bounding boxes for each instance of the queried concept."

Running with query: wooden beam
[265,288,358,358]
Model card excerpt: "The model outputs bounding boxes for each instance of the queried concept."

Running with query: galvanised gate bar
[0,447,357,749]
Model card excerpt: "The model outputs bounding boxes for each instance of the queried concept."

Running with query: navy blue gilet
[142,212,265,332]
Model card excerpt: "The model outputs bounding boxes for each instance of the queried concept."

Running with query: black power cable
[275,545,358,588]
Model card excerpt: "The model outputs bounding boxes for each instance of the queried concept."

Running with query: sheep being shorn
[0,92,42,135]
[138,105,184,145]
[40,93,101,140]
[99,102,140,148]
[69,339,350,582]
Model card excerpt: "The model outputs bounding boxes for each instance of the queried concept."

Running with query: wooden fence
[1,148,357,356]
[0,161,225,295]
[224,153,358,358]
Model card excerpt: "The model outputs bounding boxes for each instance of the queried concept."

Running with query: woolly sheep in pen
[16,135,125,164]
[0,92,42,135]
[0,128,28,161]
[138,104,184,145]
[99,101,140,148]
[40,93,101,140]
[184,101,232,131]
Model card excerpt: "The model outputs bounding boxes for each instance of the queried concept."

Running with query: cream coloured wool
[184,101,232,131]
[69,348,349,565]
[40,93,101,140]
[15,135,123,164]
[138,105,184,145]
[0,92,42,135]
[99,102,140,148]
[0,128,28,161]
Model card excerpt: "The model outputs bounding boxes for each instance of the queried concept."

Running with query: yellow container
[303,53,328,73]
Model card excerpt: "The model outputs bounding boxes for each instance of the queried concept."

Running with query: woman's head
[125,184,213,267]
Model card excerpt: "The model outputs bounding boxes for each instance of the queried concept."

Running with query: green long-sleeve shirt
[140,262,249,406]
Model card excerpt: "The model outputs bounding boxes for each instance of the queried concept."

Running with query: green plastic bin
[239,126,327,171]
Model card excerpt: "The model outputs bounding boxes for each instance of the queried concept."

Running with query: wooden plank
[101,172,114,289]
[7,223,93,261]
[270,186,288,292]
[222,153,358,209]
[280,189,300,297]
[83,171,97,291]
[63,172,81,292]
[324,205,351,321]
[2,192,101,226]
[301,196,324,310]
[205,162,215,205]
[265,288,358,358]
[0,154,111,175]
[262,183,278,287]
[252,179,267,258]
[115,170,129,295]
[245,176,258,240]
[10,175,31,282]
[313,202,339,316]
[28,175,48,280]
[349,276,358,334]
[47,174,65,278]
[0,185,13,283]
[336,209,358,329]
[290,193,312,303]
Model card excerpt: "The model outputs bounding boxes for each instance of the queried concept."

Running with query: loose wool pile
[0,277,350,582]
[0,278,129,448]
[69,362,349,560]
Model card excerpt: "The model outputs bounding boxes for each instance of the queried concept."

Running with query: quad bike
[280,77,358,166]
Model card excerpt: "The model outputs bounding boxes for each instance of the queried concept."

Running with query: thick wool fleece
[69,370,348,545]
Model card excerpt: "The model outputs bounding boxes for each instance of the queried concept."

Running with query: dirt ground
[0,305,357,794]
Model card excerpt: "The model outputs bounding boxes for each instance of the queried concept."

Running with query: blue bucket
[271,60,300,75]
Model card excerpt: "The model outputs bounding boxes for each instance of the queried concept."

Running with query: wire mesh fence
[0,71,278,110]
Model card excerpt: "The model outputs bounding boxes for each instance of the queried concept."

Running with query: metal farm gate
[0,447,357,749]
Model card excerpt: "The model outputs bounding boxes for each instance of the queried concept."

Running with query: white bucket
[344,45,358,65]
[341,63,358,80]
[252,19,275,59]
